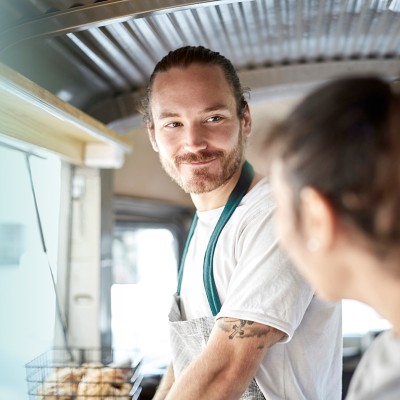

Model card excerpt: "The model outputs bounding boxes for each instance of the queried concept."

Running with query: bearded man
[140,45,342,400]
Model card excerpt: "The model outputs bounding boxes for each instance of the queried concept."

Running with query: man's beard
[159,130,246,194]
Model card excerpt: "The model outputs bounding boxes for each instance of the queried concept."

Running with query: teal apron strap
[177,161,255,316]
[204,161,254,315]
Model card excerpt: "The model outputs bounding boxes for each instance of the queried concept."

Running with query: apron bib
[168,161,266,399]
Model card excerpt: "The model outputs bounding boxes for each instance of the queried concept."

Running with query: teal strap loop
[177,161,254,316]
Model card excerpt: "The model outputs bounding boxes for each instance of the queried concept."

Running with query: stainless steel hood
[1,0,399,129]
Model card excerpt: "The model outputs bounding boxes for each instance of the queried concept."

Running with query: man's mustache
[175,150,224,164]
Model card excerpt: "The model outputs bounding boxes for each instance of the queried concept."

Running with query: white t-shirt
[180,177,343,400]
[346,330,400,400]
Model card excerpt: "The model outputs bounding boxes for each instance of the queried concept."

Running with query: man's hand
[153,363,175,400]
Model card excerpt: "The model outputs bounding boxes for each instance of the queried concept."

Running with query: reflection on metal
[0,0,253,52]
[87,90,144,126]
[66,32,132,91]
[0,0,399,124]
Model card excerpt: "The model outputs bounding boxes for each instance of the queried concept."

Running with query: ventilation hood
[1,0,399,132]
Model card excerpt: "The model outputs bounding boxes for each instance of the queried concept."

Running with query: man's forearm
[153,363,175,400]
[164,352,248,400]
[164,319,284,400]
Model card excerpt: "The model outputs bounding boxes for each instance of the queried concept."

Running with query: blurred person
[140,45,342,399]
[263,75,400,400]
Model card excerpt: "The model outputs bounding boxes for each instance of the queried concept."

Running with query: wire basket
[26,348,143,399]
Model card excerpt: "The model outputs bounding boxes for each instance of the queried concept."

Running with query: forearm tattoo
[229,320,254,339]
[217,318,272,340]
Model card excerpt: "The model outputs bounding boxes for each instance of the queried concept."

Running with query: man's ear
[300,187,336,251]
[242,102,252,137]
[147,125,159,152]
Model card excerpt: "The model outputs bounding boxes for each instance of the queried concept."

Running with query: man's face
[147,64,251,194]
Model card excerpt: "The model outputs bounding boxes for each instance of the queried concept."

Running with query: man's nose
[183,124,207,152]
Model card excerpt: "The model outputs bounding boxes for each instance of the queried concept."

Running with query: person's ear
[147,124,159,152]
[242,102,252,136]
[300,187,336,252]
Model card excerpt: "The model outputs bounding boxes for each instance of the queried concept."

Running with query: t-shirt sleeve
[216,206,315,342]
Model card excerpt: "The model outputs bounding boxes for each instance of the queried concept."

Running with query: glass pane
[342,299,391,336]
[111,228,178,374]
[0,144,62,400]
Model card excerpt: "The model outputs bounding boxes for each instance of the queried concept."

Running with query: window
[111,226,179,374]
[342,300,391,337]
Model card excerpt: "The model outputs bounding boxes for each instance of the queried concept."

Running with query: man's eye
[206,116,223,123]
[165,122,182,128]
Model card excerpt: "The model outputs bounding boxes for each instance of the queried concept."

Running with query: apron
[168,161,266,399]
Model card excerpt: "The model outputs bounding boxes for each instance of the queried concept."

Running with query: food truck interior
[0,1,399,399]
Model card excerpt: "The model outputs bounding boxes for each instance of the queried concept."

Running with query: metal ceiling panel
[1,0,399,124]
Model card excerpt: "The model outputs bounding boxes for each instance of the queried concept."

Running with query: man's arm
[153,363,175,400]
[164,317,285,400]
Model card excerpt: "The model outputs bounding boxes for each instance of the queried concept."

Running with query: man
[140,46,342,399]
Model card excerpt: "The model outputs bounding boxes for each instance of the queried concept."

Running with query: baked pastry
[76,367,129,399]
[35,367,84,399]
[35,365,132,399]
[76,371,110,400]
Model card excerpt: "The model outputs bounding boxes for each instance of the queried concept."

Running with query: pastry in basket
[36,367,85,399]
[100,367,126,383]
[106,382,132,399]
[47,367,85,384]
[76,367,131,399]
[76,371,109,399]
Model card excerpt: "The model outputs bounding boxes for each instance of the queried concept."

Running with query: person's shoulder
[243,176,275,210]
[233,177,276,229]
[367,329,400,358]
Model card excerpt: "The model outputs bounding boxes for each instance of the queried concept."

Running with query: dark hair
[139,46,249,128]
[264,76,400,255]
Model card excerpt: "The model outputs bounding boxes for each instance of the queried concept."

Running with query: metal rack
[26,348,143,399]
